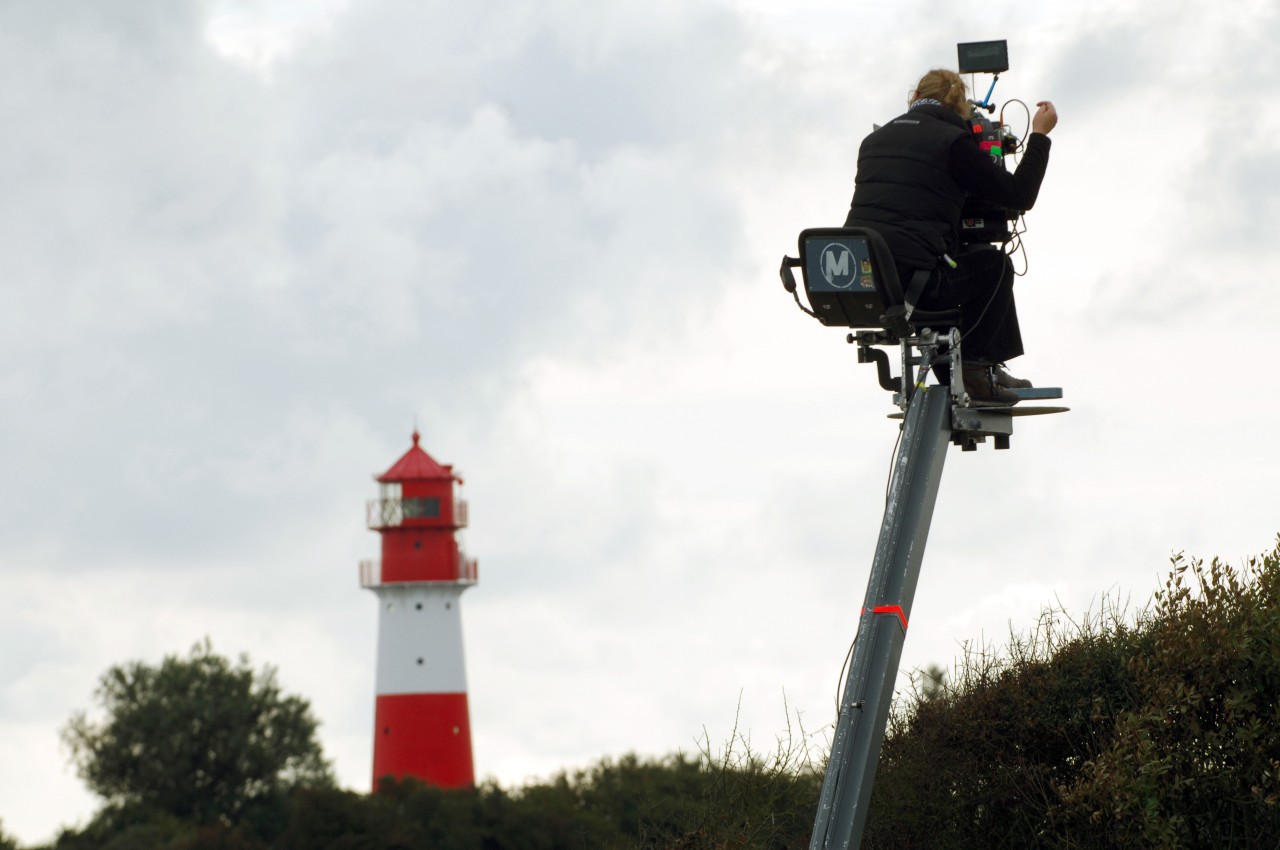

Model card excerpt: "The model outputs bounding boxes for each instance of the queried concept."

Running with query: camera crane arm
[778,40,1072,850]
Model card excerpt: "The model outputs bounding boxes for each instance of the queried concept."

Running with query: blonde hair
[910,69,970,117]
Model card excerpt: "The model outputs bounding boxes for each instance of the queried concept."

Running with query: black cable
[997,98,1032,279]
[952,270,1003,352]
[1000,98,1032,168]
[884,424,904,507]
[835,419,905,719]
[791,287,818,319]
[834,634,856,719]
[1007,215,1029,277]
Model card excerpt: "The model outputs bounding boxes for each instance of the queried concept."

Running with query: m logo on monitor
[821,244,856,289]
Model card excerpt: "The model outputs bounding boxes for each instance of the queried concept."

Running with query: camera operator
[843,68,1057,403]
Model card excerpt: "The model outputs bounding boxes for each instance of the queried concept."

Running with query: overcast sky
[4,0,1279,844]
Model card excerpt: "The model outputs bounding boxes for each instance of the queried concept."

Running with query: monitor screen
[957,40,1008,74]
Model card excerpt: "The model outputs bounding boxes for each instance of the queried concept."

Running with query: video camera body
[957,40,1021,246]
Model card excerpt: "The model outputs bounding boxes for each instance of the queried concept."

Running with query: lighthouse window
[402,497,440,519]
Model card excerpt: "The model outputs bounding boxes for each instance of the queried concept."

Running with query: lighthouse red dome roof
[377,431,457,483]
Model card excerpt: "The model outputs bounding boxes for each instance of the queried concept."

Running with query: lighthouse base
[373,692,475,789]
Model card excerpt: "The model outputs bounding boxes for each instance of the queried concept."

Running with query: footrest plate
[1011,387,1063,401]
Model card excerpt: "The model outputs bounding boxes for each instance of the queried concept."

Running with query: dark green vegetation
[40,747,820,850]
[61,641,333,825]
[27,539,1280,849]
[865,542,1280,849]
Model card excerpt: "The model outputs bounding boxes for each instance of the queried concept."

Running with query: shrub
[62,640,332,825]
[864,538,1280,850]
[1053,545,1280,847]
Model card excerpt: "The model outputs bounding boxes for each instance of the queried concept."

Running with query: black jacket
[844,101,1052,274]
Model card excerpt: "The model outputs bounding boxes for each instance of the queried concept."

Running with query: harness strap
[901,267,933,321]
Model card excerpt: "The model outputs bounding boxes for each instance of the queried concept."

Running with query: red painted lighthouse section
[372,693,473,787]
[361,431,477,790]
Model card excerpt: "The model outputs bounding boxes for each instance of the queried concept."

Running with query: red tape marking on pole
[861,605,909,632]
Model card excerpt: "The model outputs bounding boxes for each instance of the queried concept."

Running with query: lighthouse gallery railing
[358,555,478,588]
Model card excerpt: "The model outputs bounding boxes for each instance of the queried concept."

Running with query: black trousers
[910,244,1024,364]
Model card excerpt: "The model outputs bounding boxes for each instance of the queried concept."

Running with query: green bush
[0,821,18,850]
[269,741,819,850]
[44,540,1280,850]
[1053,546,1280,848]
[41,803,272,850]
[864,595,1149,849]
[62,641,332,826]
[864,538,1280,850]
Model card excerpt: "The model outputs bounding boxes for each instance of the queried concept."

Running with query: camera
[957,40,1021,245]
[959,110,1020,244]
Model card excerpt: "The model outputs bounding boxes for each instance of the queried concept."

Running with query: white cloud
[4,0,1280,844]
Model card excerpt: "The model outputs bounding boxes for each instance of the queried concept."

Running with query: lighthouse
[359,431,477,789]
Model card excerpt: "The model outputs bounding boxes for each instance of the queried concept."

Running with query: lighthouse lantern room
[359,431,477,789]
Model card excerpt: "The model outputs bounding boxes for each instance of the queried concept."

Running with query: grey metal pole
[810,385,953,850]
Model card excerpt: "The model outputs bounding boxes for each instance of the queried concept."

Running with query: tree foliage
[61,640,333,825]
[864,594,1150,849]
[271,736,821,850]
[41,746,818,850]
[1053,547,1280,847]
[864,538,1280,849]
[41,539,1280,849]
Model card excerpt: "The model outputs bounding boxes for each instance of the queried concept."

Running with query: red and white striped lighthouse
[359,431,477,789]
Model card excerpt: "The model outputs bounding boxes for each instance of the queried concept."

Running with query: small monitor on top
[957,40,1008,74]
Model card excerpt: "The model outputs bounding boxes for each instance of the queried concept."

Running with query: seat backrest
[796,226,903,328]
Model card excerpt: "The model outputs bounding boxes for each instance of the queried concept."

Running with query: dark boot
[992,364,1032,389]
[962,365,1019,404]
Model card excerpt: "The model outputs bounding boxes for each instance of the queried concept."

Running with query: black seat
[781,226,962,338]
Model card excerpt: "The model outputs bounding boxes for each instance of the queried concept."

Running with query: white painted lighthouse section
[374,584,469,695]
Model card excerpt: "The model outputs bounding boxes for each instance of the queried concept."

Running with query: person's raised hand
[1032,100,1058,135]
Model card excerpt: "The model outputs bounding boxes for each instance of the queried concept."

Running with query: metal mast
[809,386,951,849]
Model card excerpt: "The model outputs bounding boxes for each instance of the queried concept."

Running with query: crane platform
[780,225,1070,846]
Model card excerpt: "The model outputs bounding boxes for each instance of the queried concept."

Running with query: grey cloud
[7,2,1280,844]
[0,0,788,566]
[1042,22,1154,113]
